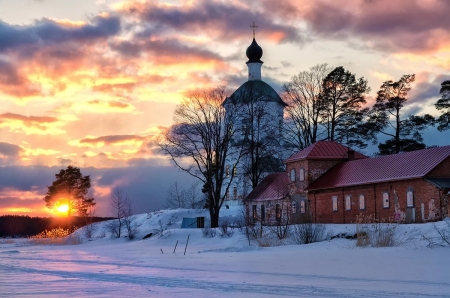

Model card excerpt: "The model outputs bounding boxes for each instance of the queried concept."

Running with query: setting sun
[56,204,69,214]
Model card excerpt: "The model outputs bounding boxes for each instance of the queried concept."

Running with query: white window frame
[383,192,390,208]
[290,169,296,182]
[407,189,414,207]
[359,194,366,210]
[345,195,351,211]
[299,168,305,181]
[300,200,306,214]
[332,196,338,212]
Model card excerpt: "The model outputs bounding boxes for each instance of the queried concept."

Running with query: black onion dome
[246,38,263,63]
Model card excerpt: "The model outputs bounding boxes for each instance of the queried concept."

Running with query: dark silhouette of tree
[226,83,285,190]
[366,74,435,155]
[319,66,371,149]
[159,86,243,228]
[436,80,450,131]
[43,165,95,216]
[282,64,331,150]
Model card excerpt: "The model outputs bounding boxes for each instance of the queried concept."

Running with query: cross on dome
[250,21,258,38]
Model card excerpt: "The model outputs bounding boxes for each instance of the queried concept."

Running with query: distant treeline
[0,215,113,238]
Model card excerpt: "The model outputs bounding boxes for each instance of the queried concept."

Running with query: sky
[0,0,449,217]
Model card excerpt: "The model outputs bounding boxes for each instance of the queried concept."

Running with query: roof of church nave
[225,80,287,106]
[284,140,368,163]
[307,145,450,191]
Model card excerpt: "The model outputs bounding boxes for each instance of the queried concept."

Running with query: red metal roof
[284,141,367,163]
[307,146,450,191]
[244,172,289,202]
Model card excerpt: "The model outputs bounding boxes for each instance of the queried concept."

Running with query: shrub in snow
[218,219,234,238]
[423,218,450,248]
[356,214,400,247]
[29,227,81,245]
[153,220,171,238]
[291,222,328,245]
[124,215,139,240]
[202,226,216,238]
[106,219,121,238]
[83,222,96,239]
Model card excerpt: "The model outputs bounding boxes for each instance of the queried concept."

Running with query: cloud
[0,112,69,135]
[409,73,450,106]
[0,14,120,53]
[0,142,23,157]
[77,134,145,147]
[116,0,302,43]
[276,0,450,54]
[0,59,42,97]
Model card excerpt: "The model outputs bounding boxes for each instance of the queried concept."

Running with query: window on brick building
[383,192,390,208]
[233,187,237,199]
[300,200,306,214]
[299,168,305,181]
[290,169,296,182]
[252,205,257,223]
[276,204,281,223]
[359,194,366,210]
[407,189,414,207]
[332,196,338,211]
[226,165,230,177]
[291,201,297,214]
[233,164,237,177]
[261,205,265,223]
[345,195,351,211]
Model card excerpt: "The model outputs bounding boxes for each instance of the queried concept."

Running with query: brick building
[244,141,450,224]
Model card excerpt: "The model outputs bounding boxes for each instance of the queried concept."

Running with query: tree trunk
[209,206,219,228]
[395,107,401,153]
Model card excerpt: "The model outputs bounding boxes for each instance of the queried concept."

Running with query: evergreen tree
[43,165,95,216]
[367,74,435,155]
[436,80,450,131]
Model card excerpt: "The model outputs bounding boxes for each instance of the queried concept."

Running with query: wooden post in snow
[184,234,190,255]
[173,240,178,253]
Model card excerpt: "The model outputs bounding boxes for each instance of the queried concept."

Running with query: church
[222,24,287,202]
[223,26,450,224]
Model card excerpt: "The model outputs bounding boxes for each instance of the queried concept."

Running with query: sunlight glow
[56,204,69,214]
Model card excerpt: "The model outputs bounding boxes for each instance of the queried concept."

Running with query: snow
[1,206,450,297]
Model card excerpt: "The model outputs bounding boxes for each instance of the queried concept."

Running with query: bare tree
[159,86,244,228]
[108,188,137,239]
[83,205,96,239]
[282,64,331,150]
[319,66,371,149]
[165,182,185,209]
[122,199,138,240]
[226,83,286,190]
[165,182,204,209]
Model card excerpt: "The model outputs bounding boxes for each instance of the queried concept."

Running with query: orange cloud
[70,134,145,148]
[0,113,69,135]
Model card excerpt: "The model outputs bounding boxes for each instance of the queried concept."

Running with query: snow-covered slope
[1,207,450,297]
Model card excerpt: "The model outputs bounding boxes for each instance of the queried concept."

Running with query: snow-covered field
[1,207,450,297]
